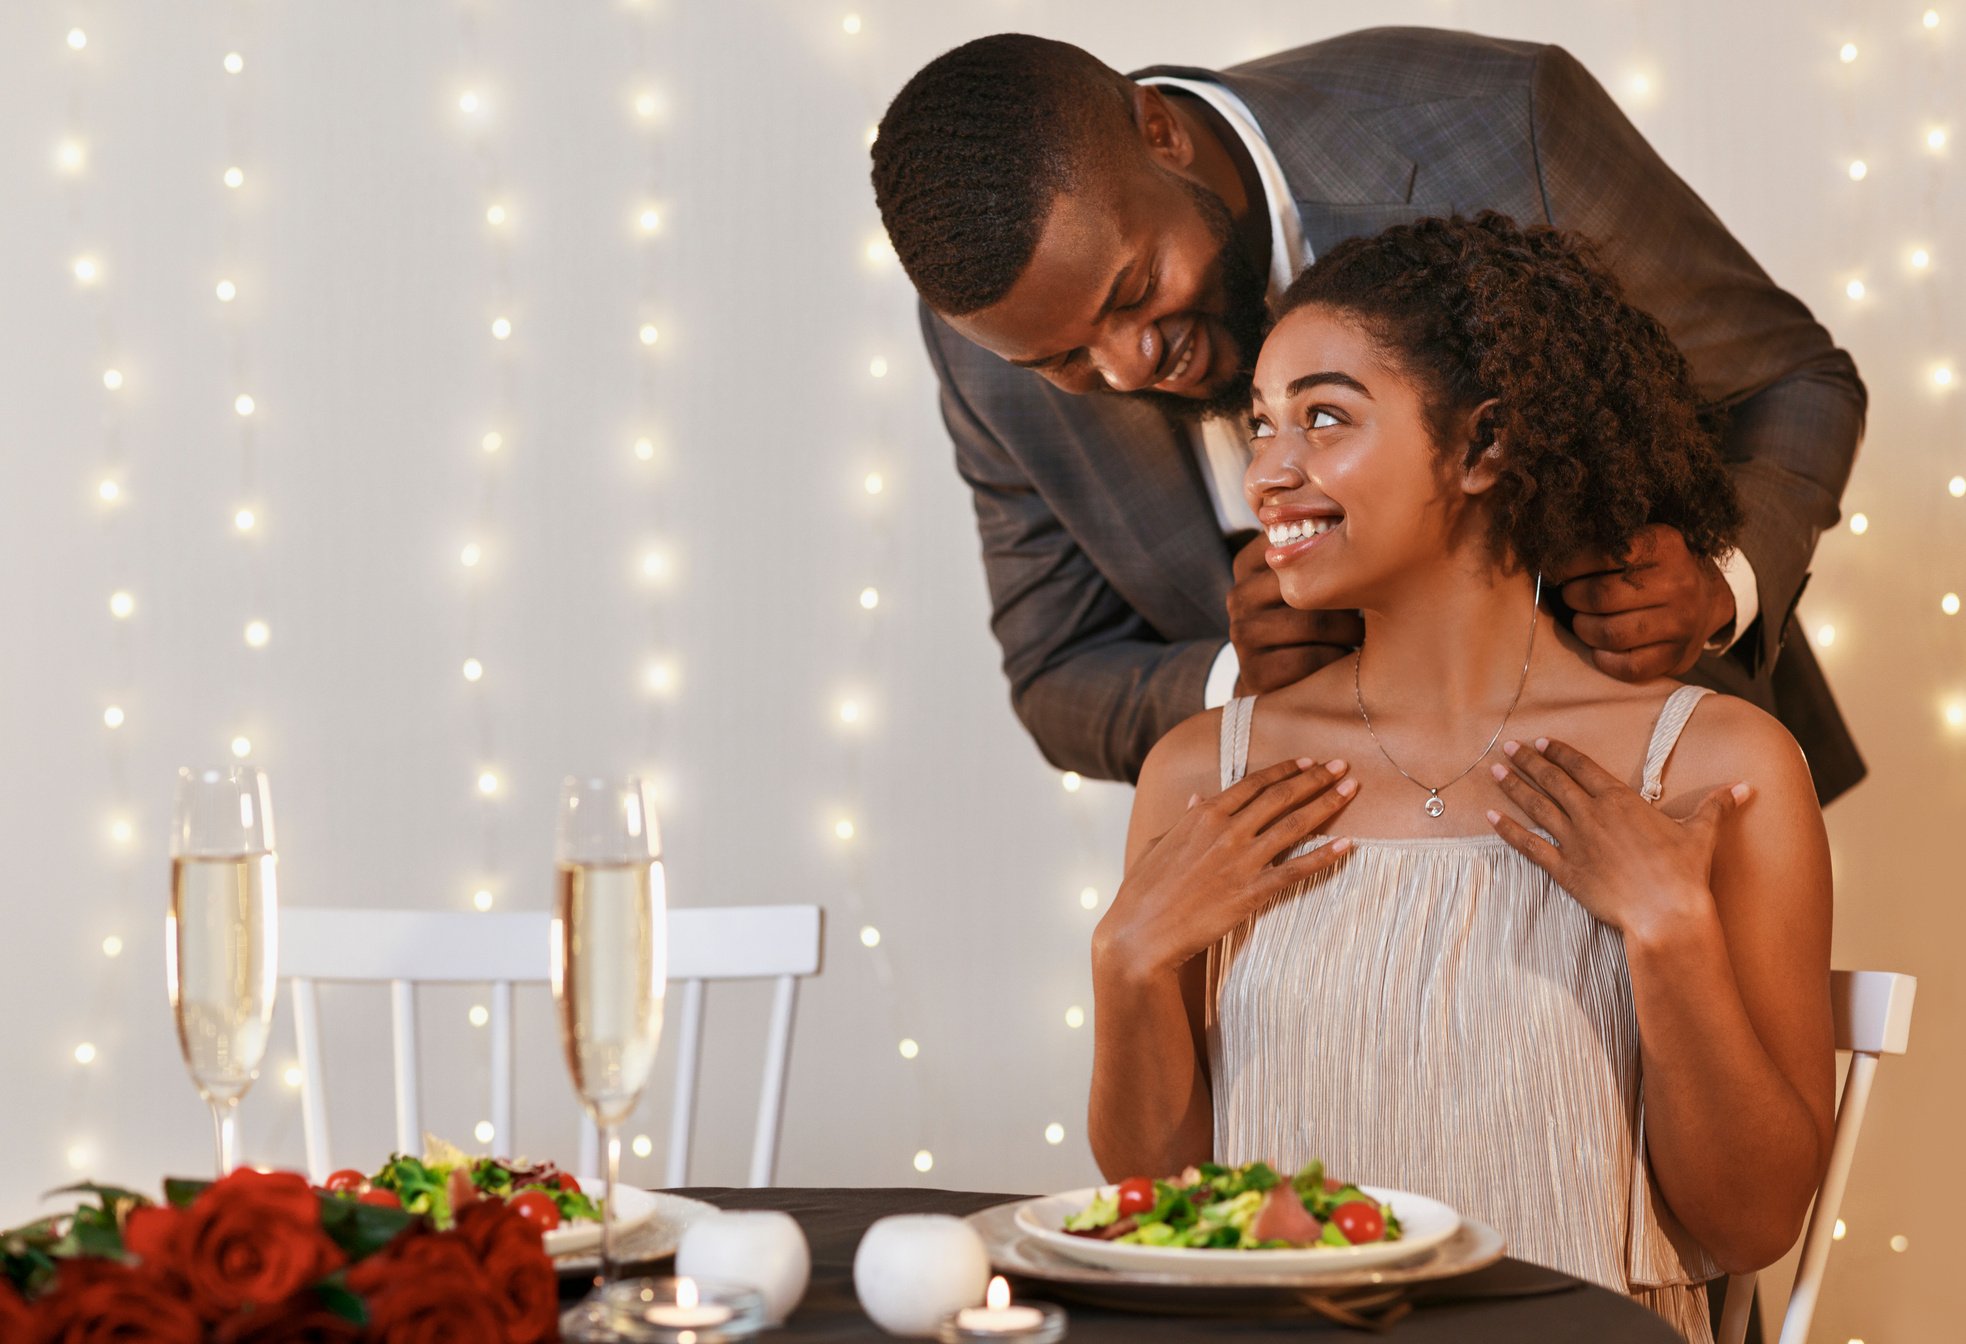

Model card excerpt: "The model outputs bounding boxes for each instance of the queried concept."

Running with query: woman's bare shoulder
[1661,690,1816,815]
[1137,708,1228,809]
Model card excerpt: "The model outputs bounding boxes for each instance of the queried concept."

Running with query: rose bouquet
[0,1168,560,1343]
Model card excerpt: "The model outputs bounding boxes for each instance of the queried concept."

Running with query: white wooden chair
[1718,969,1916,1344]
[277,904,822,1188]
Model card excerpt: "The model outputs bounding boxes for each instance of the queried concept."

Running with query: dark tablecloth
[658,1187,1681,1343]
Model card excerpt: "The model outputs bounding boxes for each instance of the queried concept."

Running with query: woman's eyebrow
[1284,371,1371,399]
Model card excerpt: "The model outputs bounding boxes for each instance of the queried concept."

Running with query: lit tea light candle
[639,1277,734,1329]
[938,1275,1066,1343]
[957,1278,1041,1332]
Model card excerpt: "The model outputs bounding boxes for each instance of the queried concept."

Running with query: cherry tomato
[357,1187,401,1209]
[1115,1177,1156,1217]
[323,1170,369,1195]
[508,1189,563,1231]
[548,1172,582,1194]
[1331,1201,1386,1244]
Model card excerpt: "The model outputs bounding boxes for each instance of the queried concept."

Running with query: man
[870,28,1866,802]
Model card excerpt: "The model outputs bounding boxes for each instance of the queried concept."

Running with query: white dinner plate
[543,1182,669,1257]
[1012,1183,1461,1276]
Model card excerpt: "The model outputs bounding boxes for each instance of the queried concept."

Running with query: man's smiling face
[944,158,1269,422]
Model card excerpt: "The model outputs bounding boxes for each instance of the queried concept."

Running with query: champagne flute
[166,765,278,1177]
[552,777,666,1340]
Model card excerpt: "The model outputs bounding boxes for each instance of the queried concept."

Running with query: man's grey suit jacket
[919,27,1867,802]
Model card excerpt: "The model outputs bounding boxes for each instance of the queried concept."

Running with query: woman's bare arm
[1627,705,1834,1271]
[1088,712,1358,1181]
[1489,702,1834,1272]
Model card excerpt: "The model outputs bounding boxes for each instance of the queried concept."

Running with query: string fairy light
[826,31,958,1183]
[447,1,520,935]
[209,16,278,975]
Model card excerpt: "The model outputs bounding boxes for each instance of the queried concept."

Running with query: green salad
[1062,1159,1402,1250]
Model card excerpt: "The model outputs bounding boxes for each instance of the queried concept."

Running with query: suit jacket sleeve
[920,304,1223,783]
[1529,45,1867,673]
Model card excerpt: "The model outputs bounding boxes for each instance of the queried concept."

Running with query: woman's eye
[1309,409,1340,430]
[1246,420,1275,440]
[1124,273,1157,311]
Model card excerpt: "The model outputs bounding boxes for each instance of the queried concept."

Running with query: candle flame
[677,1277,698,1309]
[986,1276,1010,1310]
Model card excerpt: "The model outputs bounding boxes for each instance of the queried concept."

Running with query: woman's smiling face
[1244,304,1482,611]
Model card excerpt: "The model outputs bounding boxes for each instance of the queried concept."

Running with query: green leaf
[316,1281,369,1326]
[318,1197,417,1261]
[43,1183,155,1215]
[1241,1162,1280,1192]
[2,1216,69,1249]
[1144,1182,1195,1230]
[2,1246,60,1299]
[64,1220,126,1260]
[163,1178,212,1209]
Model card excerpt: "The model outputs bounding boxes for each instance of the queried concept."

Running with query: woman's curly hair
[1274,212,1739,578]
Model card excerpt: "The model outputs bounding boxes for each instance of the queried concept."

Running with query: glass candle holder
[937,1287,1068,1343]
[593,1277,766,1343]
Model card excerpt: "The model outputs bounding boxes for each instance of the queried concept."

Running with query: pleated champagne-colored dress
[1207,685,1721,1343]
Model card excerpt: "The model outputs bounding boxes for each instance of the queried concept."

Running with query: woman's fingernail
[1731,782,1752,802]
[1534,737,1549,751]
[1336,778,1358,797]
[1296,757,1316,769]
[1490,763,1508,780]
[1331,837,1353,854]
[1485,809,1502,825]
[1186,793,1199,809]
[1326,758,1348,775]
[1502,740,1519,756]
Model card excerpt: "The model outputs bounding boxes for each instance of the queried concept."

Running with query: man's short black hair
[870,34,1134,316]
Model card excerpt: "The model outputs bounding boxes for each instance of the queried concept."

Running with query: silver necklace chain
[1352,573,1543,818]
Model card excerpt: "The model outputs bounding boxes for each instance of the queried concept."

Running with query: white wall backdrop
[1,1,1956,1337]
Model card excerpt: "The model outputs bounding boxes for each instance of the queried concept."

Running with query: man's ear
[1457,398,1506,497]
[1130,84,1195,170]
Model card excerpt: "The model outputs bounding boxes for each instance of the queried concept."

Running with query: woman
[1087,214,1833,1340]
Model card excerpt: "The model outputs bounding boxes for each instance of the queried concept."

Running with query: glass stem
[211,1099,237,1176]
[598,1123,620,1289]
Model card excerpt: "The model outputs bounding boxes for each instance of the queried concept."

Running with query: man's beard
[1101,174,1270,425]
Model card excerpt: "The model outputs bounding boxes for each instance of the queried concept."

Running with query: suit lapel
[1044,386,1233,632]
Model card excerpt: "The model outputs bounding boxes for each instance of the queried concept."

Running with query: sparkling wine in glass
[552,777,666,1341]
[166,765,278,1176]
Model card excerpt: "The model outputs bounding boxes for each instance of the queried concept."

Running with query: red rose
[451,1201,560,1344]
[211,1290,363,1343]
[28,1257,203,1344]
[0,1280,31,1338]
[348,1232,507,1344]
[122,1203,185,1273]
[176,1169,346,1320]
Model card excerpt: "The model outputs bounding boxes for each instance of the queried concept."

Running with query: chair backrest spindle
[1718,970,1915,1344]
[665,979,707,1188]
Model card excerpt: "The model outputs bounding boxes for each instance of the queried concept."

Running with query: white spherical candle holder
[852,1214,992,1338]
[675,1210,811,1326]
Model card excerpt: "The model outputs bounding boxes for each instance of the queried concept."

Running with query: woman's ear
[1456,399,1506,497]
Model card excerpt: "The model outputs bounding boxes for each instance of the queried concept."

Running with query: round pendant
[1423,794,1446,818]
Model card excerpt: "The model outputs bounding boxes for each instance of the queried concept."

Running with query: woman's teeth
[1267,518,1340,545]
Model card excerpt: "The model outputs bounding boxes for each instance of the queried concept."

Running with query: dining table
[629,1187,1684,1342]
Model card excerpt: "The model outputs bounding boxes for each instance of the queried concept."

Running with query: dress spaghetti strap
[1639,685,1714,803]
[1218,694,1256,791]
